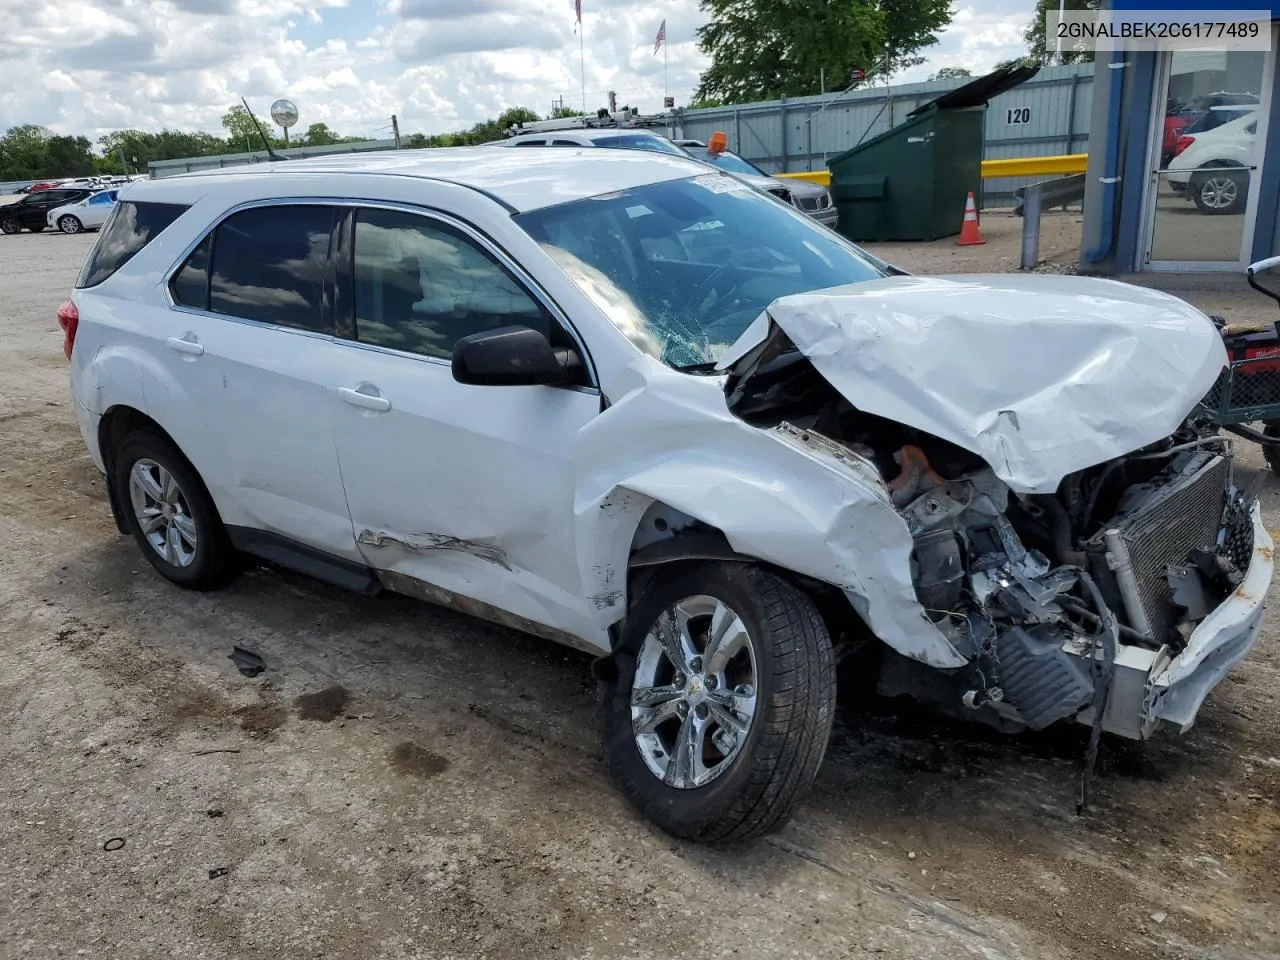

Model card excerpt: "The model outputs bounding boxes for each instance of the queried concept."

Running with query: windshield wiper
[673,360,722,374]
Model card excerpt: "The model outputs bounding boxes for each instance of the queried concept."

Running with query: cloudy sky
[1,0,1033,143]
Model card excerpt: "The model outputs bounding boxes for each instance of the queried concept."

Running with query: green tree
[0,125,95,180]
[221,104,279,151]
[549,105,580,119]
[1023,0,1098,65]
[44,135,96,176]
[301,122,340,147]
[97,129,230,174]
[0,125,52,179]
[695,0,954,103]
[497,107,541,129]
[929,66,972,81]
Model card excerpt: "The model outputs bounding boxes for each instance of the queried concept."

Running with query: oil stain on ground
[293,685,350,722]
[390,741,450,779]
[234,703,288,736]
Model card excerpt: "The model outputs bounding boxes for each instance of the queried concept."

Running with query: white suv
[1167,110,1258,214]
[62,148,1272,841]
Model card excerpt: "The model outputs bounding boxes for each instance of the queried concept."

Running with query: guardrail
[775,153,1090,189]
[1017,174,1088,270]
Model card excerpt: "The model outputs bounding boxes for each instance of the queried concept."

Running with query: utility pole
[118,146,130,176]
[391,114,401,149]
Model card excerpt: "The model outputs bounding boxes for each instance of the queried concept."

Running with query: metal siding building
[675,65,1093,204]
[148,139,399,178]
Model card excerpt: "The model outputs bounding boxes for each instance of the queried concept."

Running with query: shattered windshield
[514,175,886,369]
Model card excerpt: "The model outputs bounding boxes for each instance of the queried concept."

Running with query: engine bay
[724,324,1253,737]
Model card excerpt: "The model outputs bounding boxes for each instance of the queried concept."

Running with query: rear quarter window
[76,201,190,289]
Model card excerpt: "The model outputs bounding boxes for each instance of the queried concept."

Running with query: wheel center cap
[686,675,705,698]
[162,505,175,520]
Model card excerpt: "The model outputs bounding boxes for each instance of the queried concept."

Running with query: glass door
[1142,47,1273,270]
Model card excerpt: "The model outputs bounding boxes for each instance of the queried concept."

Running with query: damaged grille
[1222,490,1254,573]
[1095,454,1229,644]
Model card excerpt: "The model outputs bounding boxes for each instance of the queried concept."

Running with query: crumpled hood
[720,274,1227,494]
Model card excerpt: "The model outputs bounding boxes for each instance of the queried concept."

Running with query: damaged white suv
[63,148,1273,843]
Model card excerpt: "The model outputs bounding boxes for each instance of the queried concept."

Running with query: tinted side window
[170,234,211,310]
[76,201,190,288]
[209,205,336,333]
[593,134,685,156]
[352,208,550,360]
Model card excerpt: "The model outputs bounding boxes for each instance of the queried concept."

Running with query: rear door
[84,191,116,227]
[21,190,72,227]
[162,203,361,561]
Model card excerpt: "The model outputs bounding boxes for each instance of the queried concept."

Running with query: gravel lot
[2,223,1279,960]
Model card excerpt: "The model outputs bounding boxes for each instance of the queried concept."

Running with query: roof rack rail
[506,107,671,138]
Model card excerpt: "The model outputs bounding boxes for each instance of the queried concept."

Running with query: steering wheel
[686,262,746,322]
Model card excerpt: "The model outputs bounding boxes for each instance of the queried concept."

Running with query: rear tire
[601,562,835,843]
[1192,167,1248,215]
[29,223,45,232]
[113,430,239,590]
[58,215,82,235]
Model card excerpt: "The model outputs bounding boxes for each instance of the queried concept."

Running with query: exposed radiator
[1096,454,1230,644]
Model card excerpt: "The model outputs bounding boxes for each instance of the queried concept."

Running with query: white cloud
[0,0,1032,148]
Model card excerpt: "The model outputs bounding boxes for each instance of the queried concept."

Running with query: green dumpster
[827,66,1037,242]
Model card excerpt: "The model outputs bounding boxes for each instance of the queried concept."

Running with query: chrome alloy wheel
[631,594,759,789]
[1199,175,1239,210]
[128,458,198,567]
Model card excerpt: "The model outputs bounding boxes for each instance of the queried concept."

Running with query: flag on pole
[574,0,581,31]
[653,18,665,55]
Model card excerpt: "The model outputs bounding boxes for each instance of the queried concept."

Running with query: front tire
[0,217,19,234]
[601,562,835,843]
[113,430,239,590]
[58,215,82,235]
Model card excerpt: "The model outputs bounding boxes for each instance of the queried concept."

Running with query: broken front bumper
[1095,501,1273,739]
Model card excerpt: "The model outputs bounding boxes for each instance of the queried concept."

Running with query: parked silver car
[673,139,837,228]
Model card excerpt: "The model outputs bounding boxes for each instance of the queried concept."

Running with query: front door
[328,205,604,645]
[1142,43,1275,270]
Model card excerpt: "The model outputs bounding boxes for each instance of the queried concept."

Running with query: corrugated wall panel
[676,64,1094,204]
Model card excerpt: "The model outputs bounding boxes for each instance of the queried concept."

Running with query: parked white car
[59,149,1271,841]
[1167,110,1257,214]
[47,188,118,234]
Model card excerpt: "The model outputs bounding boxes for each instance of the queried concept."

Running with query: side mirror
[452,325,583,387]
[1247,255,1280,306]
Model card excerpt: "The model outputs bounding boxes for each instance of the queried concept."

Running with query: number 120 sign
[1006,107,1031,124]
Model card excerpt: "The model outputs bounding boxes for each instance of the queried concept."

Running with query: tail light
[1173,135,1195,158]
[56,300,78,360]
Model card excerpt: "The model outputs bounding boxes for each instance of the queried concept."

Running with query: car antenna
[240,97,288,162]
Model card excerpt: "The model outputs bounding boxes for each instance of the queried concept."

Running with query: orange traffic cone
[956,191,985,246]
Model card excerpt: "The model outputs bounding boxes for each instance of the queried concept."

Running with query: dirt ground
[2,225,1279,960]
